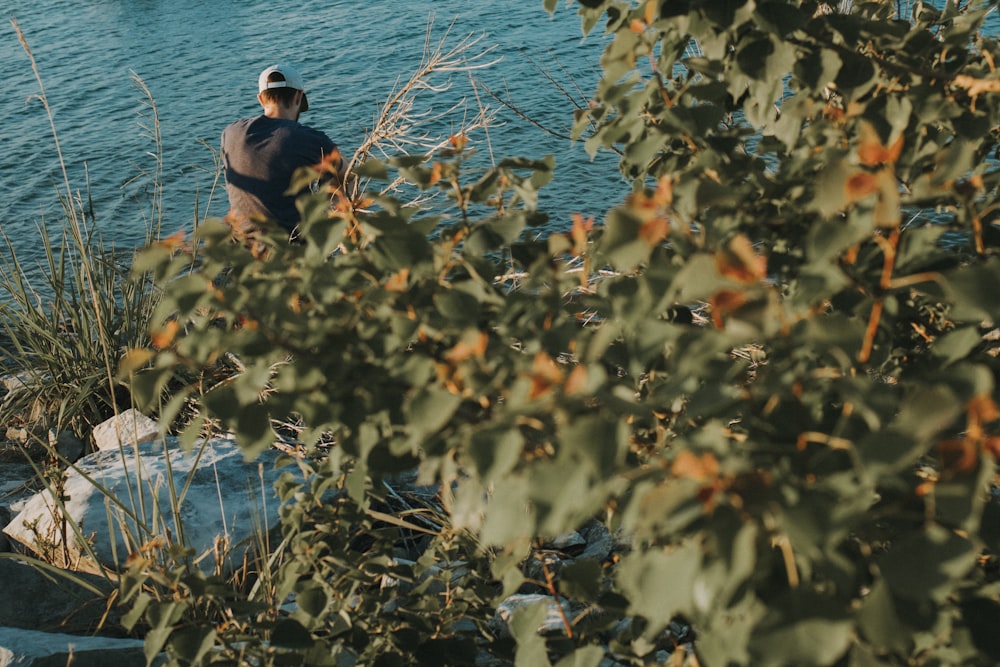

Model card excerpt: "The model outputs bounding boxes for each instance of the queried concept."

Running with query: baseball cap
[258,64,310,112]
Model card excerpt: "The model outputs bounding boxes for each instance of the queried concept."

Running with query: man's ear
[294,90,304,110]
[257,92,266,108]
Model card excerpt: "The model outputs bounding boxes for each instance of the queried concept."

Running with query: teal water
[3,2,999,266]
[2,0,620,261]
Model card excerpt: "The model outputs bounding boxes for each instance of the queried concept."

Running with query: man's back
[221,114,337,233]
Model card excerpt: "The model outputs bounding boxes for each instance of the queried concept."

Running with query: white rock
[91,409,160,451]
[495,594,580,637]
[0,626,158,667]
[2,436,292,573]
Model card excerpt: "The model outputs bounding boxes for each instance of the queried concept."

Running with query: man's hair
[259,71,300,108]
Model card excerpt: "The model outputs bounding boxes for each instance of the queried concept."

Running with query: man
[221,64,343,242]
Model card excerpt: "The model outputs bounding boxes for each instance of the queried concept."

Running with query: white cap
[257,64,309,112]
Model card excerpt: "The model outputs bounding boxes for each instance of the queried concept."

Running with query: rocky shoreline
[0,409,668,666]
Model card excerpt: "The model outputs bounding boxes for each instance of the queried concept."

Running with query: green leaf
[558,559,603,602]
[296,583,330,619]
[169,626,217,665]
[553,646,606,667]
[960,596,1000,661]
[355,158,389,180]
[271,618,314,650]
[879,524,977,603]
[405,385,461,438]
[434,289,481,323]
[558,414,625,478]
[468,427,524,482]
[617,540,701,637]
[597,207,654,271]
[509,601,554,667]
[857,580,910,653]
[749,615,853,667]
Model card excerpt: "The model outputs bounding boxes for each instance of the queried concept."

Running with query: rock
[91,409,160,452]
[525,519,615,583]
[3,436,292,573]
[494,593,597,638]
[49,429,85,462]
[0,372,33,398]
[0,626,159,667]
[0,461,36,511]
[0,507,10,552]
[0,558,114,633]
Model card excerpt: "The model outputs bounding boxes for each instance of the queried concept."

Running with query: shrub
[131,1,1000,665]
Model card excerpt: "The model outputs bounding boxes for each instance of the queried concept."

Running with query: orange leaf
[644,1,656,25]
[564,365,589,396]
[155,230,187,250]
[968,394,1000,425]
[654,174,673,207]
[639,216,670,246]
[716,234,767,283]
[528,352,564,399]
[845,171,880,202]
[570,213,594,255]
[671,450,720,481]
[937,438,979,475]
[857,122,903,166]
[151,320,179,349]
[318,147,343,174]
[429,162,443,187]
[385,267,410,293]
[446,330,489,363]
[237,315,259,330]
[449,133,468,152]
[708,290,747,329]
[984,436,1000,459]
[118,348,155,377]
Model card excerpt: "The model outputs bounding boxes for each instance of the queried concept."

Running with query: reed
[0,19,163,440]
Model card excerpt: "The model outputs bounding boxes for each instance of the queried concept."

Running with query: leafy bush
[129,1,1000,665]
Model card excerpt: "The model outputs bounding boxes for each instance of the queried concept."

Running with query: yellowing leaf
[708,290,747,329]
[639,216,670,246]
[151,320,179,349]
[716,234,767,283]
[653,174,673,207]
[449,133,469,152]
[968,394,999,425]
[155,230,187,250]
[570,213,594,255]
[385,267,410,292]
[118,348,155,377]
[671,450,720,483]
[528,352,564,399]
[857,121,903,166]
[446,329,489,362]
[952,74,1000,98]
[564,364,589,396]
[845,171,880,201]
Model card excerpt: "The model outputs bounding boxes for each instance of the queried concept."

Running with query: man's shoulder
[290,122,337,150]
[221,116,259,140]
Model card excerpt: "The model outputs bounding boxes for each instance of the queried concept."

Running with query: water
[1,0,622,265]
[3,2,999,268]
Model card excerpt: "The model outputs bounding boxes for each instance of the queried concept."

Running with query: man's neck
[262,105,300,122]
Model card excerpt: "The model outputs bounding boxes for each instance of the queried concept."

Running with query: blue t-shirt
[221,115,338,232]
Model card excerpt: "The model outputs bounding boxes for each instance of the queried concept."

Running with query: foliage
[126,1,1000,665]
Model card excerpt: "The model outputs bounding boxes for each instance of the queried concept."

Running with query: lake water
[2,0,622,264]
[3,2,998,267]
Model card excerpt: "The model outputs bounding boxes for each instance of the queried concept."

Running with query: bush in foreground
[126,1,1000,665]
